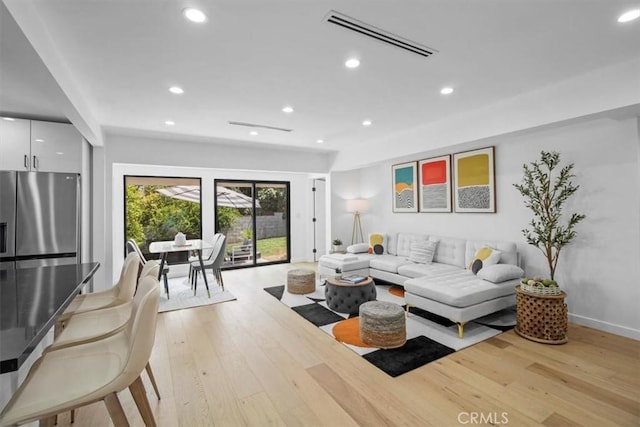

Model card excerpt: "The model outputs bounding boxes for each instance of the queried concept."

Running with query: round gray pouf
[287,269,316,294]
[325,278,376,314]
[359,301,406,349]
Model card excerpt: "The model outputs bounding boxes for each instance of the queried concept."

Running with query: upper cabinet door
[30,121,82,173]
[0,117,31,171]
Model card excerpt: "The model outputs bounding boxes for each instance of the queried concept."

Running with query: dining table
[148,239,213,298]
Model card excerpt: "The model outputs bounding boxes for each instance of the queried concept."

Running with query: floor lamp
[346,199,369,245]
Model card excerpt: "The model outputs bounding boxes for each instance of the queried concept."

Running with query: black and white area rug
[265,281,514,377]
[158,274,236,313]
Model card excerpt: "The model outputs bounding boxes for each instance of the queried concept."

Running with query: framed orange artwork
[418,155,451,212]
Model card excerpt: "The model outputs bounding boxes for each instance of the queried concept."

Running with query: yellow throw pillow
[368,232,386,255]
[469,246,501,274]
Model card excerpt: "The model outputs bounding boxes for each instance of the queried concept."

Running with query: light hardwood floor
[56,262,639,426]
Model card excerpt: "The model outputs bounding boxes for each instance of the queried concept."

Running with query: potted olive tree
[513,150,585,344]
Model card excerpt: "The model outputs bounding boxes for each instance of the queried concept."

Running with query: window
[124,176,202,263]
[215,180,290,268]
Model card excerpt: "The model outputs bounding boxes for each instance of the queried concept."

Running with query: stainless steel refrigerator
[0,171,80,269]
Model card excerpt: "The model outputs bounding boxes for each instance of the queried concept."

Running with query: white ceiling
[2,0,639,161]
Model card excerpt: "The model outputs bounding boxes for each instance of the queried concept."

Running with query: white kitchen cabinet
[30,121,83,173]
[0,117,31,171]
[0,118,82,173]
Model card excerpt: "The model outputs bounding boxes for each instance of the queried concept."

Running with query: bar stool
[0,276,161,427]
[48,261,162,401]
[56,252,141,333]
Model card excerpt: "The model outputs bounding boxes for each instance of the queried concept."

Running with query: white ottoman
[318,254,370,279]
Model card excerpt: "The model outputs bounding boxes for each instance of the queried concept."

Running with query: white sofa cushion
[346,243,369,253]
[395,233,430,257]
[369,255,412,273]
[477,264,524,283]
[318,254,371,271]
[397,262,460,279]
[431,236,466,268]
[404,271,518,307]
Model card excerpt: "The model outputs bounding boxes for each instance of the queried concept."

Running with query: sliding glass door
[124,176,201,263]
[215,180,289,268]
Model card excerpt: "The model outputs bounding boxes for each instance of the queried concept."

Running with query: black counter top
[0,262,100,373]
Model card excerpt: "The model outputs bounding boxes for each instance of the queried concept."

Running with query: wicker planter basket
[515,285,568,344]
[520,282,563,296]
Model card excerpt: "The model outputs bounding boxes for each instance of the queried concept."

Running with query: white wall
[331,116,640,339]
[92,133,331,288]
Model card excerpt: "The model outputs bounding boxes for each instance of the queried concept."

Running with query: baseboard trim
[569,313,640,340]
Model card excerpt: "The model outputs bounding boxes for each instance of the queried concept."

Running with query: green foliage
[513,151,586,280]
[216,206,241,232]
[257,187,286,213]
[332,238,343,245]
[125,184,201,254]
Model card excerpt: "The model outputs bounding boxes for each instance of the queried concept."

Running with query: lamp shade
[346,198,369,213]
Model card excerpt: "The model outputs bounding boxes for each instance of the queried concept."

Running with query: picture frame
[453,146,496,213]
[418,155,452,212]
[392,162,418,212]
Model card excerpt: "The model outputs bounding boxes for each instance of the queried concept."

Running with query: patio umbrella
[157,185,259,208]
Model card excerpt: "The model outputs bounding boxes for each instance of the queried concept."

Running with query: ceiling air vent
[324,10,438,58]
[228,121,293,133]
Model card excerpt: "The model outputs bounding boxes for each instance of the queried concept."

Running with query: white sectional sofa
[318,232,524,338]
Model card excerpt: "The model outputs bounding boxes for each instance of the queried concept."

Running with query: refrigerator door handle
[24,154,29,169]
[33,155,38,170]
[0,222,6,253]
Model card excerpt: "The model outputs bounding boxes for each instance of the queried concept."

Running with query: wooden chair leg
[39,415,56,427]
[129,376,157,427]
[71,409,75,423]
[145,362,161,400]
[103,393,130,427]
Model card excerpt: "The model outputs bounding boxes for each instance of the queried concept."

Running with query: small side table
[325,276,376,314]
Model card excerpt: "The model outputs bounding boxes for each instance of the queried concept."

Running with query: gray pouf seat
[325,277,376,314]
[359,301,407,349]
[287,269,315,294]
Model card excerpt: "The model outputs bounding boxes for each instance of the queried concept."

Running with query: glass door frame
[214,179,291,270]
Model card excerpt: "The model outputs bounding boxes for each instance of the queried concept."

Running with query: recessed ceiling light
[618,9,640,22]
[440,87,454,95]
[362,119,372,126]
[168,86,184,94]
[34,139,44,142]
[183,8,207,23]
[2,117,15,121]
[250,131,258,136]
[55,152,64,155]
[164,120,175,126]
[345,58,360,69]
[316,139,324,144]
[282,106,294,113]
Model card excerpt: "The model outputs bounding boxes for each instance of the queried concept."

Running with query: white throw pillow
[408,240,438,264]
[346,243,369,254]
[477,264,524,283]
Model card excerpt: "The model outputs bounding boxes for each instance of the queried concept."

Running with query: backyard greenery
[125,182,288,263]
